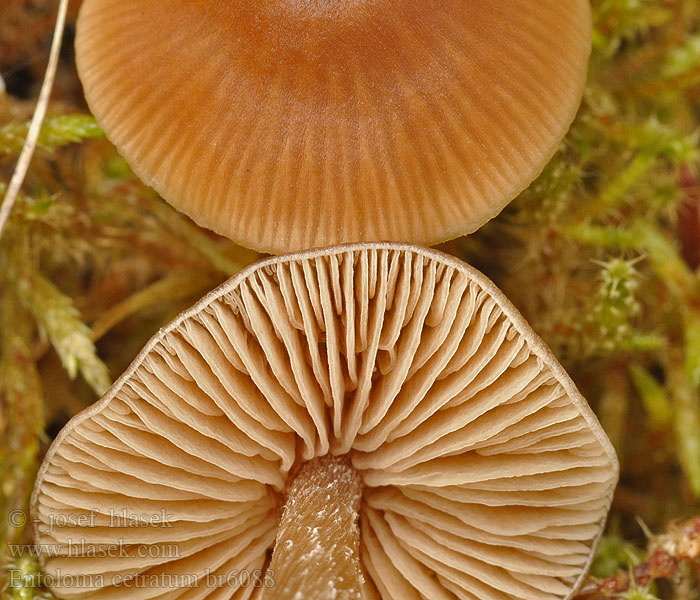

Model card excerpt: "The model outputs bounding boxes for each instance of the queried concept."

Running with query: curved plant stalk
[0,0,69,240]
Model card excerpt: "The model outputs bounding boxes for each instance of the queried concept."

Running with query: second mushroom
[33,244,618,600]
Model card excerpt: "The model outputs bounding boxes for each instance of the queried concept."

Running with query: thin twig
[0,0,70,241]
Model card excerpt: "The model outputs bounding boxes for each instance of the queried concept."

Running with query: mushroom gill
[32,244,618,600]
[75,0,591,253]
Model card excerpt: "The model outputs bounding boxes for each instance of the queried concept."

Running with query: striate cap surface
[76,0,592,253]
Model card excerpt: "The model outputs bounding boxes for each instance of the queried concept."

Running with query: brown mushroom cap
[32,244,617,600]
[76,0,591,253]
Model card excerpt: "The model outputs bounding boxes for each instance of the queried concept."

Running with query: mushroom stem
[263,454,364,600]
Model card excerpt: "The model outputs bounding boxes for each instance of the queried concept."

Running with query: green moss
[1,0,699,597]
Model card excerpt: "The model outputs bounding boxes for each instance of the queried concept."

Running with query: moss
[1,0,699,598]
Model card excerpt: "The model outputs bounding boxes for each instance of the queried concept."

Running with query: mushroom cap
[32,243,618,600]
[76,0,591,254]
